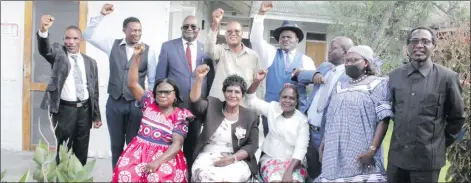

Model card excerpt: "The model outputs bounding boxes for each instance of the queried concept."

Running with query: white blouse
[245,93,309,161]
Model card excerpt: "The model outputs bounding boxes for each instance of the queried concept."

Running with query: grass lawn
[382,122,450,182]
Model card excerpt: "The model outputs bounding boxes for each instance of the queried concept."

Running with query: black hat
[273,20,304,43]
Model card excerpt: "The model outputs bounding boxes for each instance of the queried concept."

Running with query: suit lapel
[119,43,129,66]
[83,56,92,88]
[174,38,191,73]
[231,106,251,150]
[204,99,225,141]
[62,46,72,73]
[196,42,204,67]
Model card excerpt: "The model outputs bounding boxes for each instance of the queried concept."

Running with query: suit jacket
[190,96,260,175]
[37,32,101,122]
[155,38,212,109]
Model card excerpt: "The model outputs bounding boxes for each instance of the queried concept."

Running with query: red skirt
[111,137,188,182]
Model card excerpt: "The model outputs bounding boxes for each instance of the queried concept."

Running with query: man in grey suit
[83,3,158,170]
[37,15,102,166]
[155,15,212,178]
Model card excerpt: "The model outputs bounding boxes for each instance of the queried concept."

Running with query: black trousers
[183,117,202,180]
[387,163,441,183]
[306,131,322,180]
[106,96,142,171]
[53,100,92,166]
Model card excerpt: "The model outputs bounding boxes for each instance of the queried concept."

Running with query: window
[269,30,279,48]
[306,32,326,41]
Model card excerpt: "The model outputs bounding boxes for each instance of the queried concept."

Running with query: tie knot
[70,55,78,60]
[186,42,192,46]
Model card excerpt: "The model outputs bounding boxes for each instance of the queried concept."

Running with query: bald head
[328,36,354,65]
[181,15,199,42]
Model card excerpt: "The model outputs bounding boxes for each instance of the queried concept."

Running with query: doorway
[22,1,88,151]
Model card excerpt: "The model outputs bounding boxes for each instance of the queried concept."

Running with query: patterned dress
[314,77,392,182]
[111,91,193,182]
[191,118,252,182]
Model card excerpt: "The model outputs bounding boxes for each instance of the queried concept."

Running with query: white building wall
[85,1,170,158]
[1,1,26,151]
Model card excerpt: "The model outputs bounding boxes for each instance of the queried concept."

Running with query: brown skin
[128,44,183,173]
[279,30,298,52]
[211,8,244,53]
[181,16,200,42]
[344,52,368,80]
[100,3,141,45]
[407,29,435,68]
[248,70,301,182]
[190,65,250,167]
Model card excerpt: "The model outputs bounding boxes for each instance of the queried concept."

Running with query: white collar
[182,38,196,45]
[120,39,142,46]
[283,49,297,55]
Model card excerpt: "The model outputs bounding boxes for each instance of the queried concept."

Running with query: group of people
[37,1,465,183]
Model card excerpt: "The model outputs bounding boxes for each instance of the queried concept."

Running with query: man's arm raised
[82,3,115,55]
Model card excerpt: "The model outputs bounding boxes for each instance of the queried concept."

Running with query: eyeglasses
[156,90,174,96]
[226,29,242,36]
[345,58,365,64]
[409,38,432,46]
[181,24,198,31]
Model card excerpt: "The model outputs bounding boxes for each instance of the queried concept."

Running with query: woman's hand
[254,69,268,83]
[281,171,293,182]
[213,155,234,167]
[318,141,325,163]
[144,161,160,174]
[195,64,210,80]
[356,149,375,170]
[133,43,145,56]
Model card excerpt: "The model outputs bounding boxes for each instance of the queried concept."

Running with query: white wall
[1,1,25,151]
[85,1,170,158]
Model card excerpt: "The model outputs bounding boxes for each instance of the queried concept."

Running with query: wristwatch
[369,146,377,151]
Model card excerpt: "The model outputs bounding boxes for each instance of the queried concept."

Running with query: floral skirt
[191,152,251,182]
[111,136,188,182]
[260,157,308,182]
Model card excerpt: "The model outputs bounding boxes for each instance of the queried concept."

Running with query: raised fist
[133,43,145,55]
[259,1,273,13]
[212,8,224,24]
[40,15,54,32]
[101,3,114,16]
[254,69,268,82]
[195,64,210,79]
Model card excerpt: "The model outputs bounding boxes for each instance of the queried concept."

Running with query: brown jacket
[190,96,260,175]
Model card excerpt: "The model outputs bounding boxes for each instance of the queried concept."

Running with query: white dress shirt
[182,38,197,72]
[245,93,309,162]
[38,31,89,102]
[307,64,345,126]
[83,15,157,89]
[250,14,316,70]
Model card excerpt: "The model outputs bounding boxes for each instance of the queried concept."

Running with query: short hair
[153,78,183,107]
[406,26,437,45]
[64,25,82,37]
[332,36,354,52]
[222,75,247,96]
[280,83,301,110]
[123,17,141,29]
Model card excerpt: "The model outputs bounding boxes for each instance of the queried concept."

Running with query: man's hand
[93,121,102,129]
[213,156,234,167]
[312,73,324,84]
[195,64,210,79]
[259,1,273,14]
[40,15,54,33]
[101,3,114,16]
[133,43,145,55]
[318,141,324,163]
[212,8,224,26]
[254,69,268,82]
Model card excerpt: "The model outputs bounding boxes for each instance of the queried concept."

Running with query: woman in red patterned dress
[111,44,193,182]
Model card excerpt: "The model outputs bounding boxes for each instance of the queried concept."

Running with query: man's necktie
[186,42,192,73]
[285,51,291,70]
[71,55,85,101]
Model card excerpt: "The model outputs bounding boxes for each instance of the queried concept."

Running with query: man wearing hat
[250,1,316,137]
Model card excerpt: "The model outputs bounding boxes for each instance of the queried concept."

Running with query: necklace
[350,75,368,83]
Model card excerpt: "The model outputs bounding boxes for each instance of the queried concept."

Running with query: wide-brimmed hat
[273,20,304,43]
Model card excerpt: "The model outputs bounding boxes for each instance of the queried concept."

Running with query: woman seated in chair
[246,69,310,182]
[189,64,260,182]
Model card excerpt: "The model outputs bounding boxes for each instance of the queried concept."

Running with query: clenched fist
[254,69,268,82]
[212,8,224,25]
[195,64,210,79]
[133,43,145,55]
[101,3,114,16]
[40,15,54,32]
[259,1,273,14]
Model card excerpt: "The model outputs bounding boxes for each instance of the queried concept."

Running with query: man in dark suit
[155,15,212,178]
[37,15,102,166]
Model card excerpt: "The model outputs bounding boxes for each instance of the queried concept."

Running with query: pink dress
[111,91,193,182]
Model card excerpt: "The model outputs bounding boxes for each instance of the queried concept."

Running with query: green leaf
[85,177,94,182]
[32,169,43,182]
[55,169,68,182]
[33,147,47,165]
[1,170,6,181]
[18,169,30,182]
[67,154,83,174]
[83,159,96,175]
[45,160,57,181]
[75,169,89,181]
[38,140,48,152]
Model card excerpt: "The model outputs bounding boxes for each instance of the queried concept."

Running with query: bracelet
[233,155,238,162]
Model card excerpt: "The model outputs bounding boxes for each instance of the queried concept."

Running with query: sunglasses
[409,38,432,46]
[156,90,174,96]
[181,24,198,31]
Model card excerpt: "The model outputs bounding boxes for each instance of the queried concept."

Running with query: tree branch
[370,1,400,51]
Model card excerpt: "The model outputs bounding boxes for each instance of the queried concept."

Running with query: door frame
[22,1,89,151]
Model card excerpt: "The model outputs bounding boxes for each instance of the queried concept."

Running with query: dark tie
[186,42,192,73]
[71,55,85,100]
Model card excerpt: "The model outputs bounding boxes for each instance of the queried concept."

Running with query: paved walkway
[0,148,112,182]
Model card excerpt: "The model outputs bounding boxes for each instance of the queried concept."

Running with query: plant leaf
[32,169,43,182]
[67,154,83,174]
[55,169,68,182]
[46,160,57,182]
[18,169,30,182]
[83,159,96,175]
[1,170,6,181]
[33,147,47,165]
